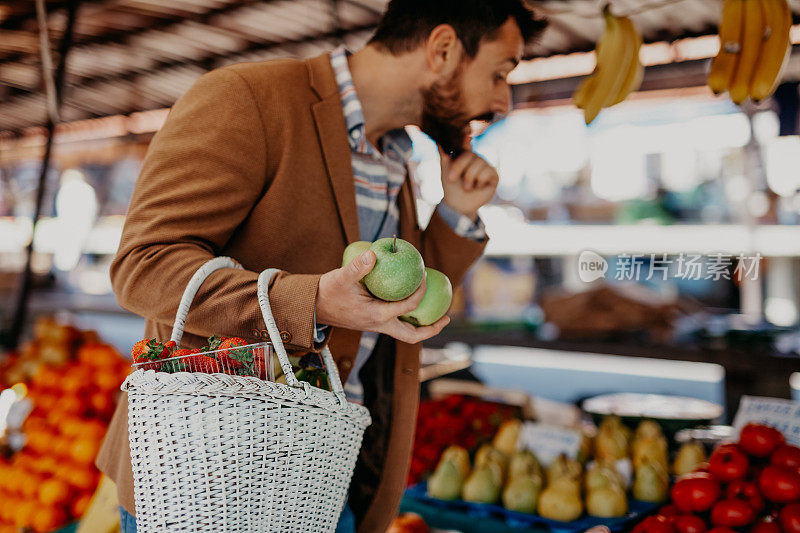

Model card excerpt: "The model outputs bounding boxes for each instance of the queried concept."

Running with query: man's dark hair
[368,0,547,57]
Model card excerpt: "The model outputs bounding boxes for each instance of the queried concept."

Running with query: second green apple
[341,239,452,326]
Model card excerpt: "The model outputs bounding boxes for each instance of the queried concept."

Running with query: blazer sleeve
[110,67,320,351]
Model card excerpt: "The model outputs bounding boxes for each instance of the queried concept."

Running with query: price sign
[517,422,582,466]
[732,396,800,446]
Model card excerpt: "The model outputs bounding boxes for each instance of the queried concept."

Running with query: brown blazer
[97,52,485,532]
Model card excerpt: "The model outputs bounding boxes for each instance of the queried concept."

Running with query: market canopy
[0,0,761,134]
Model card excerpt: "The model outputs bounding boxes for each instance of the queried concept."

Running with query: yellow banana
[573,76,596,109]
[612,16,643,105]
[573,11,616,110]
[708,0,744,95]
[583,9,633,124]
[750,0,792,101]
[729,0,765,104]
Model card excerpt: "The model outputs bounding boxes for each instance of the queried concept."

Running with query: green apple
[342,240,372,268]
[400,268,452,326]
[362,237,424,301]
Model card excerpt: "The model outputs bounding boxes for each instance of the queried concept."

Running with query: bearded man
[98,1,546,531]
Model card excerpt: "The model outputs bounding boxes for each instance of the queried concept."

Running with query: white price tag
[732,396,800,446]
[517,422,582,466]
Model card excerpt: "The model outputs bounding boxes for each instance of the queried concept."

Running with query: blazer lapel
[307,54,360,245]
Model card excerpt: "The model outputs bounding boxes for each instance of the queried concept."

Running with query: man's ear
[425,24,462,78]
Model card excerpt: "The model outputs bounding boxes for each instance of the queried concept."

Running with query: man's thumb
[344,250,375,281]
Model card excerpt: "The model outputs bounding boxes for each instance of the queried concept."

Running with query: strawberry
[131,339,175,369]
[184,354,222,373]
[216,337,252,371]
[254,356,268,380]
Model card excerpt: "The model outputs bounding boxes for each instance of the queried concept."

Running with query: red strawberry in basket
[131,339,176,370]
[216,337,253,371]
[184,352,222,374]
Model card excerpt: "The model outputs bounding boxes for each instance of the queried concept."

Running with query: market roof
[0,0,776,134]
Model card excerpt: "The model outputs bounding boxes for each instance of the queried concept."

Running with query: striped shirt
[326,47,486,402]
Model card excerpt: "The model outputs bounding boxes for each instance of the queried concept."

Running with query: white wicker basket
[123,257,372,532]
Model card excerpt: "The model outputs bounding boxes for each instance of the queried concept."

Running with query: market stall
[3,0,800,531]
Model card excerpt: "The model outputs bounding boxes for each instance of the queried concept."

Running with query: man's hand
[315,250,450,344]
[440,149,499,220]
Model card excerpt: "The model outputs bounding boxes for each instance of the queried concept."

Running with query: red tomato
[771,444,800,472]
[675,515,707,533]
[672,472,722,513]
[706,529,737,533]
[739,424,786,458]
[749,517,782,533]
[660,504,682,518]
[632,515,676,533]
[387,513,429,533]
[709,445,749,482]
[711,499,755,528]
[725,480,765,514]
[780,503,800,533]
[759,465,800,503]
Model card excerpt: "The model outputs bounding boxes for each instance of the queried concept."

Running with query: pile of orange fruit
[0,318,129,532]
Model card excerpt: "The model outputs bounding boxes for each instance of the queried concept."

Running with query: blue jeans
[119,504,355,532]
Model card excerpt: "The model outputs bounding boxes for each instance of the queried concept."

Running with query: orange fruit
[95,370,121,392]
[0,496,17,521]
[31,365,59,390]
[71,492,93,517]
[20,471,43,498]
[38,478,70,506]
[70,438,100,464]
[31,505,67,533]
[60,464,98,491]
[13,500,37,527]
[89,391,113,416]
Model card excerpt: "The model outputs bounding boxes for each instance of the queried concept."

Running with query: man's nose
[492,83,512,115]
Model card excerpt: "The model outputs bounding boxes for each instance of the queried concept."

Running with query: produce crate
[404,482,659,533]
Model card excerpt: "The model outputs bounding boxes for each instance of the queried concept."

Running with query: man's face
[421,18,524,155]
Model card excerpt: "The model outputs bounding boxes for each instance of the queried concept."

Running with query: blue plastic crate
[405,482,659,533]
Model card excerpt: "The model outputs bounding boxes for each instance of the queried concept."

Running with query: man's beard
[420,66,472,158]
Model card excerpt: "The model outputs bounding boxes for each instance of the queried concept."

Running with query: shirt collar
[330,46,413,162]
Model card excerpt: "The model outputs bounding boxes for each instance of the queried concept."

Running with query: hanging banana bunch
[708,0,792,104]
[573,6,643,125]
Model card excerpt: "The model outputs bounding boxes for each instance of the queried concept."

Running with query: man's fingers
[381,315,450,344]
[342,250,375,283]
[445,152,474,183]
[462,159,485,191]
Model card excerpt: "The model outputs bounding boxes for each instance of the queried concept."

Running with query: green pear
[502,476,541,514]
[584,461,623,492]
[508,450,542,482]
[427,459,463,501]
[440,445,471,479]
[492,419,522,456]
[538,478,583,522]
[632,435,668,471]
[673,440,706,476]
[462,466,501,504]
[399,267,452,326]
[634,419,664,441]
[632,459,669,503]
[595,416,631,461]
[586,485,628,517]
[546,454,582,484]
[475,444,509,476]
[362,237,424,301]
[341,241,372,268]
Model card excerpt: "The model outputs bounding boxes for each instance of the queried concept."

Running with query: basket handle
[257,268,348,405]
[170,256,244,346]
